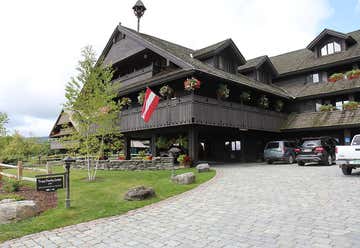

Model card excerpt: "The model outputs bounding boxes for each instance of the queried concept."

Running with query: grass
[0,167,215,242]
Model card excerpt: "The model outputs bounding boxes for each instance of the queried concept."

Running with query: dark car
[295,137,338,166]
[264,141,298,164]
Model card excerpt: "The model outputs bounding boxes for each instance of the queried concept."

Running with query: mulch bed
[0,181,58,213]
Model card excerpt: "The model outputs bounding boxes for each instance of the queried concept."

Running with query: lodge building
[50,24,360,163]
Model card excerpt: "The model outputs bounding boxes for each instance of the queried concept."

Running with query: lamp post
[63,156,75,209]
[133,0,146,32]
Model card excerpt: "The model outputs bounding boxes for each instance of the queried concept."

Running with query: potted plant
[137,90,145,105]
[346,69,360,80]
[177,154,191,168]
[159,85,174,99]
[258,95,269,109]
[328,73,344,82]
[156,136,169,150]
[119,97,132,109]
[240,91,251,104]
[216,84,230,100]
[184,77,201,91]
[274,99,284,112]
[319,104,335,112]
[343,101,359,111]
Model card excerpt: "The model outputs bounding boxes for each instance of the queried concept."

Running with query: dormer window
[320,41,341,56]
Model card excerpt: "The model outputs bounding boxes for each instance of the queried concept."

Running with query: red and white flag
[141,87,160,123]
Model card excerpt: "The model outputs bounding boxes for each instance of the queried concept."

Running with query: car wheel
[297,161,305,166]
[342,166,352,175]
[288,155,295,164]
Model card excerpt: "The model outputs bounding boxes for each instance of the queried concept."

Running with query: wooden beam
[188,127,199,162]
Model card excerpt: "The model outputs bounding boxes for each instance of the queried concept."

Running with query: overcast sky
[1,0,359,137]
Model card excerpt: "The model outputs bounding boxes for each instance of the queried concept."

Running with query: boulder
[0,199,37,224]
[171,172,196,185]
[124,186,155,201]
[196,163,210,173]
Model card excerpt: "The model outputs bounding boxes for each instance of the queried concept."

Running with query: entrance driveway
[2,163,360,248]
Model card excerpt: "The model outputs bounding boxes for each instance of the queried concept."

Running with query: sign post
[63,156,75,209]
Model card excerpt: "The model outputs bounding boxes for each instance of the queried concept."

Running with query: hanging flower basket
[258,95,269,109]
[137,91,145,105]
[119,97,132,109]
[216,84,230,99]
[159,85,174,99]
[274,100,284,112]
[184,77,201,91]
[240,91,251,104]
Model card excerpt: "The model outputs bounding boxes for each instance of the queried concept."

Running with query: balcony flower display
[343,101,359,111]
[119,97,132,108]
[319,104,335,112]
[137,90,145,105]
[159,85,174,99]
[346,69,360,80]
[274,99,284,112]
[216,84,230,99]
[184,77,201,91]
[240,91,251,104]
[177,154,191,168]
[328,73,344,82]
[258,95,269,109]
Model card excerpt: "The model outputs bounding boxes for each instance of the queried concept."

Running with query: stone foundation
[71,157,174,171]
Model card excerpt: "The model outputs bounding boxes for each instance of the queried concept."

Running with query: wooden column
[151,134,157,157]
[188,127,199,162]
[123,136,131,160]
[17,161,23,181]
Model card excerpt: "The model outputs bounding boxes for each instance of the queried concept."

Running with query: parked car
[264,141,298,164]
[336,134,360,175]
[295,137,337,166]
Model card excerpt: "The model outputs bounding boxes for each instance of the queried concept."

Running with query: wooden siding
[115,64,154,88]
[119,94,287,132]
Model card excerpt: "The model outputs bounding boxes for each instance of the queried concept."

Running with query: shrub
[320,104,335,112]
[177,154,191,164]
[0,193,25,201]
[2,180,22,193]
[343,101,359,111]
[175,135,188,149]
[156,136,169,150]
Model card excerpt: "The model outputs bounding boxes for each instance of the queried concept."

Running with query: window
[316,102,322,112]
[320,41,342,56]
[226,141,241,151]
[312,73,320,83]
[335,100,349,110]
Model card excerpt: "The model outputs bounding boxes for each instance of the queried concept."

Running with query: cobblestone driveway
[2,163,360,248]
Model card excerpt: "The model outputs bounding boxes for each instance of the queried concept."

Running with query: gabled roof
[307,28,356,50]
[105,24,290,98]
[270,29,360,76]
[193,39,246,65]
[238,55,278,76]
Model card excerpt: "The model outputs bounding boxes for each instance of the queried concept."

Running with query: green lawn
[0,167,215,242]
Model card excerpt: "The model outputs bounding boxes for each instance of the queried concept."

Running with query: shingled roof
[118,26,290,98]
[282,109,360,131]
[278,77,360,99]
[270,29,360,76]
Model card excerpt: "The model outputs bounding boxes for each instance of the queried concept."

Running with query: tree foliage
[0,112,9,136]
[63,46,121,181]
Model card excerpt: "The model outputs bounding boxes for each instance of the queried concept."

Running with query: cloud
[0,0,333,136]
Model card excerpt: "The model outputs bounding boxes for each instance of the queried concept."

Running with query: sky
[0,0,359,137]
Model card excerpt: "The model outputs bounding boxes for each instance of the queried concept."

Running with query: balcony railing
[119,94,288,132]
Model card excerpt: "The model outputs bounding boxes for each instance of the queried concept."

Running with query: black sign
[36,176,64,192]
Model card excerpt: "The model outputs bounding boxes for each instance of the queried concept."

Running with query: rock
[0,200,37,224]
[124,186,155,201]
[172,172,196,185]
[196,163,210,173]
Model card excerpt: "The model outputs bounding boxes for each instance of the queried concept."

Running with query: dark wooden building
[50,25,360,163]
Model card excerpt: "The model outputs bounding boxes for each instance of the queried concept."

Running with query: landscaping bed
[0,167,215,243]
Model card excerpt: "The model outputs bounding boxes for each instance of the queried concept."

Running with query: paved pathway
[2,163,360,248]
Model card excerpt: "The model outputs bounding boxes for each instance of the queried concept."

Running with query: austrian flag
[141,88,160,123]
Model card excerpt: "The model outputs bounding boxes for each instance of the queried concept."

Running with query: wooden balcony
[119,94,288,132]
[114,64,153,88]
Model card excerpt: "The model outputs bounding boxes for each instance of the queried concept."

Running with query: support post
[17,161,23,181]
[124,136,131,160]
[188,127,199,163]
[151,134,157,157]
